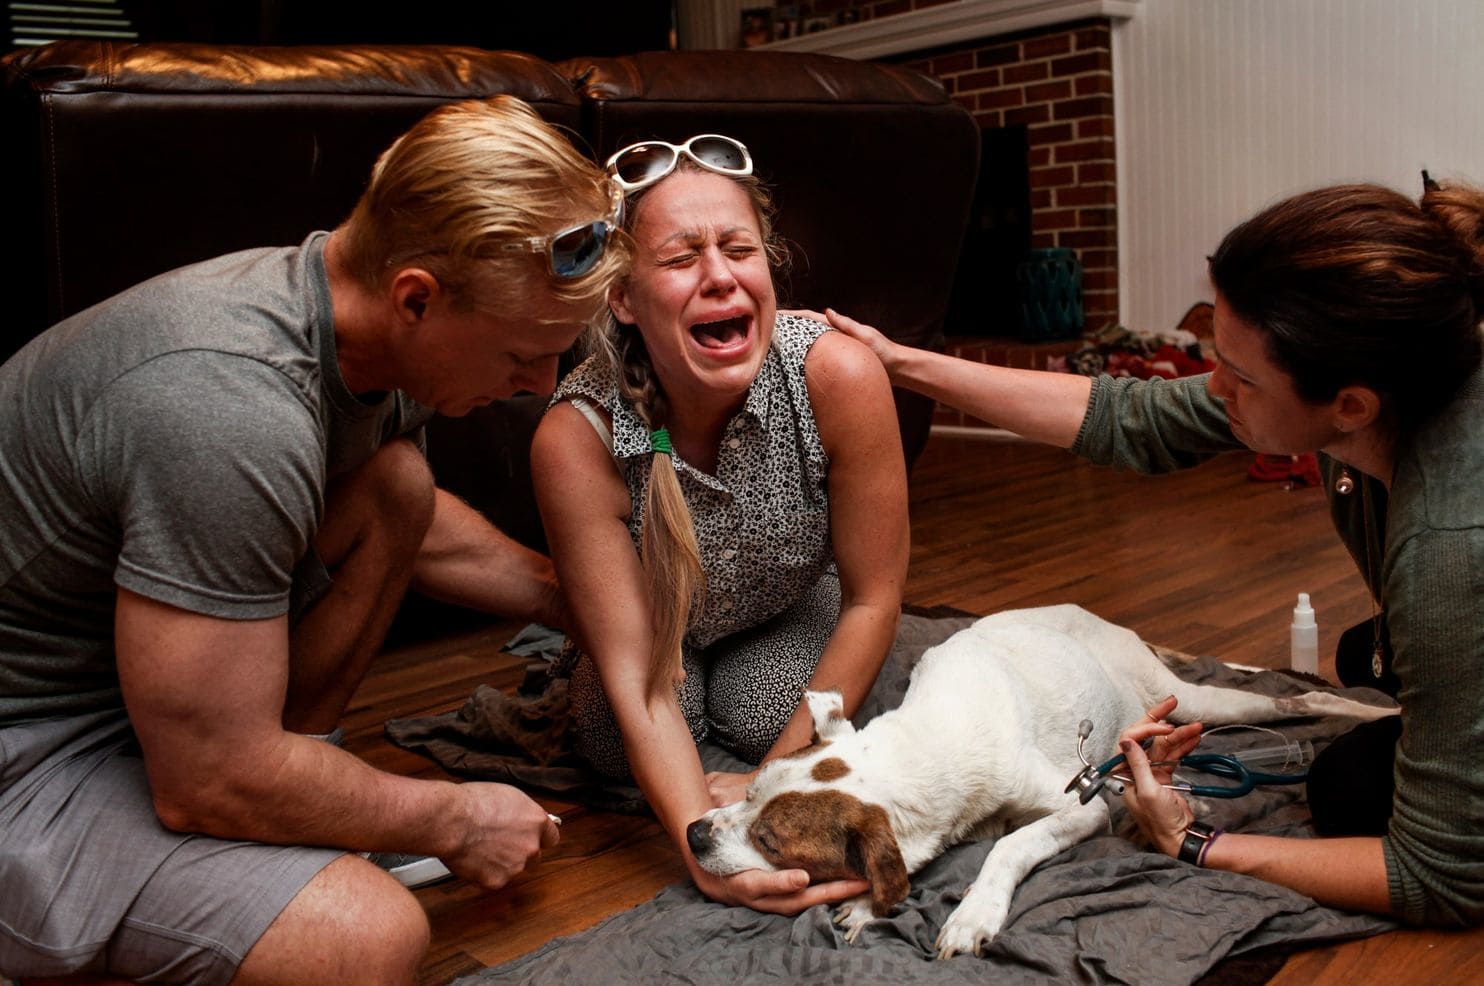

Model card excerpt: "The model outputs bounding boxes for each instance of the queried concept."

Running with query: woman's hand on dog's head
[689,859,869,915]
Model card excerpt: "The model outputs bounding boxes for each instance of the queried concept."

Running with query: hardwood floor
[347,432,1482,984]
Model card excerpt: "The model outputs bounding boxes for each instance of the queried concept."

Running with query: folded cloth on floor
[385,663,650,814]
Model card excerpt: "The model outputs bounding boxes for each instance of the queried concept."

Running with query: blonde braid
[591,156,788,699]
[615,333,706,698]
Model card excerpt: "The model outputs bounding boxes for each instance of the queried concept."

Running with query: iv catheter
[1063,719,1309,804]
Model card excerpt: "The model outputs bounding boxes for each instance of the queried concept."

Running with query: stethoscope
[1063,718,1309,804]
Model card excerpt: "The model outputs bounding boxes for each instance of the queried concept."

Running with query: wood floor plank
[346,432,1482,984]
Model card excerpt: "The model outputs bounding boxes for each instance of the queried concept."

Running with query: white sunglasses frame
[604,134,754,194]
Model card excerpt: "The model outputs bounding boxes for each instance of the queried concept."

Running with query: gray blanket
[391,613,1398,986]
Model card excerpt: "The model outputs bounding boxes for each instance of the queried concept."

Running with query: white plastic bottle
[1290,592,1319,675]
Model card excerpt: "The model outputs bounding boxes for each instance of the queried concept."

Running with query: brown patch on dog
[811,757,851,782]
[751,790,909,916]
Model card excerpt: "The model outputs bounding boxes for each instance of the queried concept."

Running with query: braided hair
[593,159,787,697]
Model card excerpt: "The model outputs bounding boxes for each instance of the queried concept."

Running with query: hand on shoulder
[804,320,893,396]
[820,309,899,370]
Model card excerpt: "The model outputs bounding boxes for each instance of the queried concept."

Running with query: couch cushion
[1,42,584,356]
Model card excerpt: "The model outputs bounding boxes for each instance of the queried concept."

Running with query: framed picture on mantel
[740,7,772,47]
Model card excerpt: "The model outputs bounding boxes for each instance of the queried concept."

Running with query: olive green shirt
[1072,370,1484,927]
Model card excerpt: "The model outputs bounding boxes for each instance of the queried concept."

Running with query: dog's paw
[833,894,875,943]
[1278,691,1397,722]
[934,892,1008,959]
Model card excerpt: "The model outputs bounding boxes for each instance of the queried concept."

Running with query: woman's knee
[706,654,813,763]
[705,587,839,761]
[567,657,631,780]
[567,650,708,780]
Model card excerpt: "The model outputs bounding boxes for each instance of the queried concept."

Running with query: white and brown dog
[686,604,1396,958]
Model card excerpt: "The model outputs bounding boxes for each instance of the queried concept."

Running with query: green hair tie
[650,427,673,456]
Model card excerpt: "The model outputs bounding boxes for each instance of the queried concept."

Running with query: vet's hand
[704,769,756,808]
[780,307,830,324]
[1117,695,1205,858]
[444,782,561,891]
[821,309,900,372]
[690,862,869,915]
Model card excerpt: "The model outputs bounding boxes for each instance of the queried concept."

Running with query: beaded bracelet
[1197,828,1223,867]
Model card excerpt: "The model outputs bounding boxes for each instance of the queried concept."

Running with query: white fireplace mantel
[755,0,1140,60]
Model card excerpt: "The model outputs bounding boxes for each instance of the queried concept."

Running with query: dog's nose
[686,817,715,856]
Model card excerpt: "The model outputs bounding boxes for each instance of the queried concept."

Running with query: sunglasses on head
[502,188,625,279]
[605,134,753,194]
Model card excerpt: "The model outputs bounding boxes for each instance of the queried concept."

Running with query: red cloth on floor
[1248,452,1322,486]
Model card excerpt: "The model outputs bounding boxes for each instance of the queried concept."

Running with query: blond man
[0,96,626,986]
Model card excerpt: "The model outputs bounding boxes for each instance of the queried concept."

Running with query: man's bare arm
[412,489,565,629]
[115,587,556,889]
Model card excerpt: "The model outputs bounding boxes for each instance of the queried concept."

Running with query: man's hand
[444,783,562,891]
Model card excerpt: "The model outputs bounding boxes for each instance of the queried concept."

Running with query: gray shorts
[0,709,341,984]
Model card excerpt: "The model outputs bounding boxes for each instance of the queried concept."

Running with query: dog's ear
[846,803,910,917]
[804,689,853,744]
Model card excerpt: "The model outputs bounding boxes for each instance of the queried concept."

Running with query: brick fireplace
[764,0,1130,336]
[900,21,1116,332]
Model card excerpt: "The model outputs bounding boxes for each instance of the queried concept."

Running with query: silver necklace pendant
[1371,640,1386,679]
[1335,469,1356,495]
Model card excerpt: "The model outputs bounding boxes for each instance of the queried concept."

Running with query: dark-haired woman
[830,178,1484,927]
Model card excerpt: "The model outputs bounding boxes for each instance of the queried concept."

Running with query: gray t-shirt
[0,232,431,723]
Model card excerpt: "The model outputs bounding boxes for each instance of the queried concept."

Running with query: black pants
[1308,616,1403,837]
[1308,716,1402,836]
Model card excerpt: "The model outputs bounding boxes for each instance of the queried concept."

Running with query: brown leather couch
[1,42,978,587]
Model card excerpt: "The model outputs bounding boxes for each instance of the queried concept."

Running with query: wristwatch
[1177,821,1221,866]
